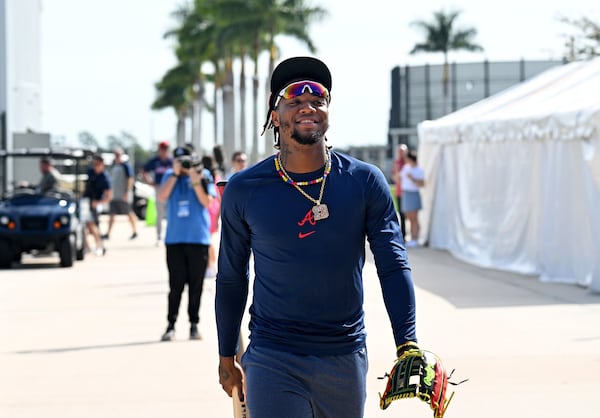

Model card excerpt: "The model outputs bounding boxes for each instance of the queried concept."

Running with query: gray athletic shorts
[109,200,131,215]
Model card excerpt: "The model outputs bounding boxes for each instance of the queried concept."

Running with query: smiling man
[215,56,419,418]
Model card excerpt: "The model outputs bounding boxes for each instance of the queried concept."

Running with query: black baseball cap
[268,56,332,110]
[173,146,191,158]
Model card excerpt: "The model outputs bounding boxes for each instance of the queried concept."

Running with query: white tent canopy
[417,58,600,292]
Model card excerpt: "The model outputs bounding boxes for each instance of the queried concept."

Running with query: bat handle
[232,385,249,418]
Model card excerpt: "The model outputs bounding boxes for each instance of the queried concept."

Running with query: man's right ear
[271,110,280,128]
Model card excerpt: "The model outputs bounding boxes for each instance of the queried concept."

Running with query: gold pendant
[312,204,329,221]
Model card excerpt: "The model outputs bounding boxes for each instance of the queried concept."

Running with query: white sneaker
[204,265,217,278]
[406,240,419,248]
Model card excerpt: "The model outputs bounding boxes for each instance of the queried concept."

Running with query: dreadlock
[261,95,281,150]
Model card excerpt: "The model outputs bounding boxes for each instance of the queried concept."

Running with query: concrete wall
[0,0,43,188]
[8,0,43,136]
[1,0,42,144]
[388,60,564,152]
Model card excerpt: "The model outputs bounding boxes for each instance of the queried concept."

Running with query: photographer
[157,146,216,341]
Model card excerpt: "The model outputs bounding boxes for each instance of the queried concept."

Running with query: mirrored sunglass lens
[281,81,328,99]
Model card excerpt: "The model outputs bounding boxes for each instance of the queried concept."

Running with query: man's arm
[157,164,180,202]
[141,158,155,185]
[124,163,134,201]
[126,176,134,201]
[50,169,61,189]
[215,178,251,365]
[141,170,154,185]
[365,167,418,351]
[408,167,425,188]
[189,168,213,208]
[101,188,113,205]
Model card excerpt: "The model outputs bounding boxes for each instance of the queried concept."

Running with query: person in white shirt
[400,150,425,247]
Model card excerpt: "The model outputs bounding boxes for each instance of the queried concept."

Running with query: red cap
[158,141,169,149]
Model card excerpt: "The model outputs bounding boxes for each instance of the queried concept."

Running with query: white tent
[417,57,600,292]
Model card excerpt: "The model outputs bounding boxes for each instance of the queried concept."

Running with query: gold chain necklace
[275,150,331,221]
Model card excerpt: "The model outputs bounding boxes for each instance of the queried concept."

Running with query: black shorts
[109,200,131,215]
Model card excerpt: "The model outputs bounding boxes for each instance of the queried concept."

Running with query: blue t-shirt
[161,169,216,245]
[215,151,417,357]
[143,156,173,185]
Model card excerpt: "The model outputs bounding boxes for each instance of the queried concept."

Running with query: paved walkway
[1,219,599,418]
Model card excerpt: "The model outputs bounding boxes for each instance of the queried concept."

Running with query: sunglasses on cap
[274,80,329,108]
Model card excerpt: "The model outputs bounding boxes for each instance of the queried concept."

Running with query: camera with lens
[178,155,203,171]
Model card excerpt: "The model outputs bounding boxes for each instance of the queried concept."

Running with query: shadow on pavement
[13,339,171,355]
[369,246,600,308]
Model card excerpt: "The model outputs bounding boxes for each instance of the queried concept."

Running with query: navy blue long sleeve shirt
[215,151,417,357]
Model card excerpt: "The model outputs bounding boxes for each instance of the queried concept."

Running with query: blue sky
[40,0,599,154]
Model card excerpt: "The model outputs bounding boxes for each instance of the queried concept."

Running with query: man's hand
[188,166,203,184]
[218,356,244,398]
[172,159,183,177]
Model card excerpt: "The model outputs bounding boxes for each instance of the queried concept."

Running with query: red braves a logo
[297,208,316,226]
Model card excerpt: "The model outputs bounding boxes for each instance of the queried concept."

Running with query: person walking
[83,154,111,256]
[103,148,138,240]
[215,56,418,418]
[158,146,216,341]
[142,141,173,244]
[391,143,408,241]
[400,150,425,247]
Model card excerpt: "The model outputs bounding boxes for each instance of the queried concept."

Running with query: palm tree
[176,0,240,160]
[208,0,327,159]
[77,131,101,150]
[151,63,196,145]
[410,9,483,114]
[560,16,600,61]
[158,0,327,161]
[257,0,327,157]
[201,1,264,162]
[201,0,271,162]
[165,3,216,150]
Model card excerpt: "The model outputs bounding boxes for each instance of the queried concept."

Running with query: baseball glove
[378,346,466,418]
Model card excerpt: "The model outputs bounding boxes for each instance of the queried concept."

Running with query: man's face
[158,147,169,159]
[40,161,50,173]
[232,154,247,171]
[93,160,104,174]
[272,92,329,146]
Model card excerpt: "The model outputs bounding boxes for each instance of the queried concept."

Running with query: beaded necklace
[275,151,331,186]
[275,150,331,221]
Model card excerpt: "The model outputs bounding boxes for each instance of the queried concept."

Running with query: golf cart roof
[0,147,95,160]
